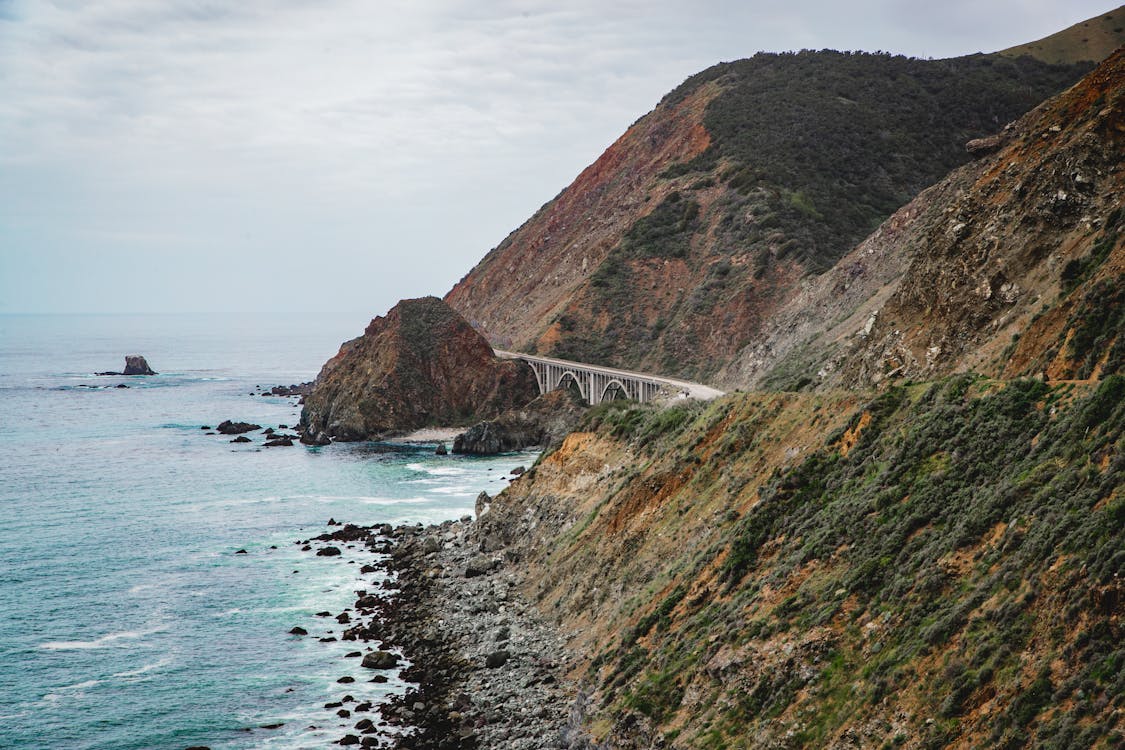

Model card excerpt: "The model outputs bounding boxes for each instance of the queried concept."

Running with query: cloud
[0,0,1115,312]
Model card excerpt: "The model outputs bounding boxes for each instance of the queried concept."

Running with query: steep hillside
[447,51,1091,381]
[474,375,1125,749]
[1000,5,1125,65]
[722,48,1124,390]
[299,297,537,442]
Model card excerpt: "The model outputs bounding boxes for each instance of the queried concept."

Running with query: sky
[0,0,1117,315]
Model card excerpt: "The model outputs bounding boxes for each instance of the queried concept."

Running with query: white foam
[39,625,166,651]
[360,496,431,505]
[58,679,101,691]
[112,657,172,678]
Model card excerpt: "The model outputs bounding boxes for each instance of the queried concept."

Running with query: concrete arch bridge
[494,350,724,406]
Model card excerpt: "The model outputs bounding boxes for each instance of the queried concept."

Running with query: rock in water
[299,297,539,442]
[217,420,262,435]
[360,650,399,669]
[122,355,156,375]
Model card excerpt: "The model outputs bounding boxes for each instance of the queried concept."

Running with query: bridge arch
[556,371,587,401]
[599,379,630,403]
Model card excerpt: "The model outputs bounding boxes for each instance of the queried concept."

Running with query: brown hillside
[447,52,1090,381]
[444,81,719,350]
[1000,4,1125,65]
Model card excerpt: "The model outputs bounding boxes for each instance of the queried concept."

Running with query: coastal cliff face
[446,51,1092,381]
[474,377,1124,748]
[300,297,538,441]
[449,51,1125,750]
[721,48,1125,391]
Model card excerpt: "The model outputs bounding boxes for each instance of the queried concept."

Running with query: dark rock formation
[361,651,399,669]
[300,297,539,442]
[452,388,587,455]
[263,437,294,447]
[217,420,262,435]
[122,355,156,376]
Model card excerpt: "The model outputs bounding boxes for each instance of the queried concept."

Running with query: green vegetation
[588,376,1123,747]
[668,50,1092,272]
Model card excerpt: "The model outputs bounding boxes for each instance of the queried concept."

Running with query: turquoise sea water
[0,313,534,749]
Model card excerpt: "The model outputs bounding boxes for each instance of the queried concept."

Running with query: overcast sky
[0,1,1115,314]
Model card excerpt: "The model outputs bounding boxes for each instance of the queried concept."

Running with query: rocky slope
[472,374,1124,749]
[721,48,1124,391]
[452,388,588,455]
[300,297,538,442]
[446,49,1092,381]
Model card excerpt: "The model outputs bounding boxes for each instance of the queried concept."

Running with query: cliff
[299,297,538,442]
[472,376,1124,748]
[446,50,1092,381]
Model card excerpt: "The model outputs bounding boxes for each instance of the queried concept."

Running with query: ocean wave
[359,496,432,505]
[39,625,166,651]
[112,657,172,678]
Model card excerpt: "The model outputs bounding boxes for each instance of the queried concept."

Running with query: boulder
[965,133,1005,158]
[230,436,252,443]
[360,650,399,669]
[263,438,294,447]
[218,420,262,435]
[485,650,511,668]
[464,554,499,577]
[317,546,342,557]
[122,355,156,376]
[299,297,539,442]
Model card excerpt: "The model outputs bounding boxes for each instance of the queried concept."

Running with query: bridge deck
[494,349,725,405]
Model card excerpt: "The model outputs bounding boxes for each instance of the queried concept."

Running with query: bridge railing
[494,349,717,405]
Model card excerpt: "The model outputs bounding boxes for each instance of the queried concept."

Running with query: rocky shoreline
[301,514,585,749]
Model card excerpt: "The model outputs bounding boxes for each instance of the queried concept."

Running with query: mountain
[1000,4,1125,65]
[446,51,1092,381]
[461,51,1125,750]
[721,48,1124,390]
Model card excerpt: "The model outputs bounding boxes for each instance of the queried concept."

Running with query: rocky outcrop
[122,355,156,376]
[216,420,261,435]
[300,297,539,442]
[452,388,587,455]
[97,354,156,376]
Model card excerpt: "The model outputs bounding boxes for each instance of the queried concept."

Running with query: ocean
[0,312,535,749]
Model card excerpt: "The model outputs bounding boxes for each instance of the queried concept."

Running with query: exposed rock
[453,388,587,455]
[300,297,539,442]
[217,420,262,435]
[122,355,156,375]
[263,438,294,447]
[464,555,499,578]
[475,491,491,518]
[317,547,342,557]
[484,649,510,668]
[230,436,252,443]
[289,626,308,635]
[965,133,1006,157]
[361,650,399,669]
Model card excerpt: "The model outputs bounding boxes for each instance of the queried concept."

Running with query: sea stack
[300,296,539,443]
[122,355,157,376]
